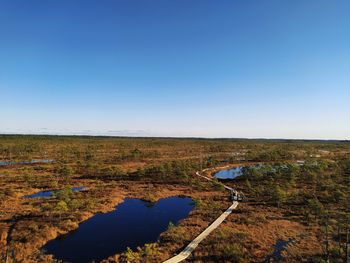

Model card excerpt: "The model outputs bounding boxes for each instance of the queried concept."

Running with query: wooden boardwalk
[163,168,239,263]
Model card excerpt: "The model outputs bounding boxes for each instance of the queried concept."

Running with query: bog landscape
[1,135,350,262]
[1,1,349,262]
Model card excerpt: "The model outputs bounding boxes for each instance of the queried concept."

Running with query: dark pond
[43,196,194,263]
[214,166,244,179]
[0,159,54,166]
[25,187,85,199]
[266,238,295,262]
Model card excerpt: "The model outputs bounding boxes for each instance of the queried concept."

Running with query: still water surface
[25,187,85,199]
[43,196,194,263]
[0,159,54,166]
[213,166,244,179]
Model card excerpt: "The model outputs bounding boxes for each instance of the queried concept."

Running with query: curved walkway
[163,167,239,263]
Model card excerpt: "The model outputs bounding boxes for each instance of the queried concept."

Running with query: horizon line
[0,132,349,142]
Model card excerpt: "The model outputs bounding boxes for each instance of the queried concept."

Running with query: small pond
[213,164,272,179]
[214,166,244,179]
[266,238,295,262]
[43,196,194,263]
[25,187,85,199]
[0,159,54,166]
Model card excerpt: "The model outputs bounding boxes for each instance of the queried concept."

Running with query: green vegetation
[238,157,350,262]
[0,135,349,262]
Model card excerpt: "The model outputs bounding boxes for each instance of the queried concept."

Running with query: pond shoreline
[43,196,194,263]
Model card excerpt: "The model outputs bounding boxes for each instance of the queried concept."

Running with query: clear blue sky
[1,0,349,139]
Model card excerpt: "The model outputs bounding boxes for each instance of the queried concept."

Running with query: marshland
[1,135,350,262]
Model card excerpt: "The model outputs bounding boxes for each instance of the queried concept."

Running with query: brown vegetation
[0,135,349,262]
